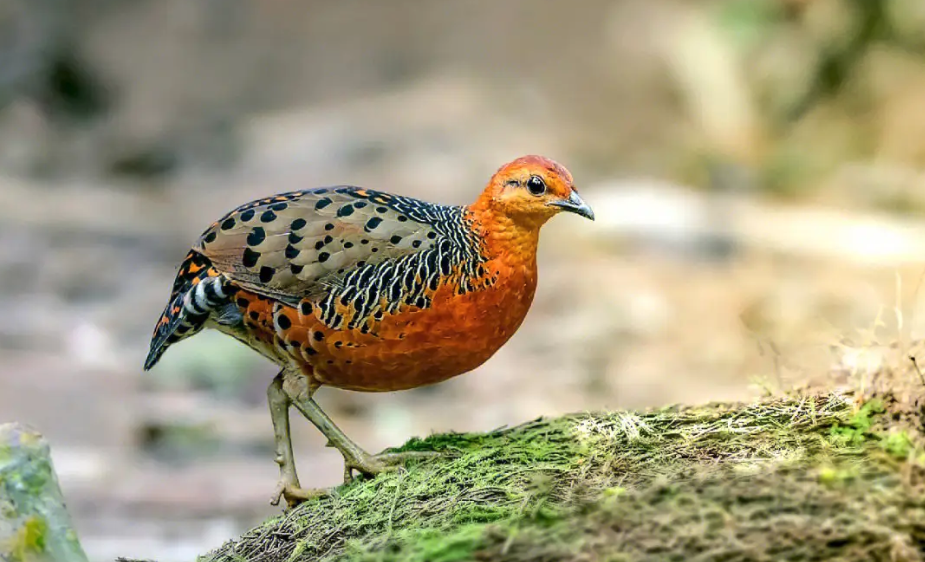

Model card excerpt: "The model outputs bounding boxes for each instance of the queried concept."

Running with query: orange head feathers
[471,155,594,228]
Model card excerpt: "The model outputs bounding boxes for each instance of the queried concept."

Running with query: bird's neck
[465,205,541,270]
[464,203,540,342]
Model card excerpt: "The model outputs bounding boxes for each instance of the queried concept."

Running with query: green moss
[343,524,488,562]
[5,516,47,561]
[828,397,884,447]
[453,462,921,561]
[880,430,915,460]
[20,517,46,553]
[206,393,893,562]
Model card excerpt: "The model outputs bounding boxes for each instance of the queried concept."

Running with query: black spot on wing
[242,248,260,268]
[247,227,266,247]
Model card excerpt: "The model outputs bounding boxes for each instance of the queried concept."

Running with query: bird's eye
[526,175,546,196]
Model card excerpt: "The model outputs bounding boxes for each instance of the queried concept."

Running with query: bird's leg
[284,388,439,483]
[267,373,328,507]
[285,390,390,481]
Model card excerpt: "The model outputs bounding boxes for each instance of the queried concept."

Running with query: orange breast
[226,255,538,392]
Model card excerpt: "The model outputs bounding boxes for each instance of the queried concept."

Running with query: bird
[144,155,594,507]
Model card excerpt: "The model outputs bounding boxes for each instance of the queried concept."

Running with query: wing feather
[195,187,449,304]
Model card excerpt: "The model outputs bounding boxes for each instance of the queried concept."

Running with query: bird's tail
[144,251,234,370]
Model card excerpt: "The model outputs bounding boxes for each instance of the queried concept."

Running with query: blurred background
[4,0,925,559]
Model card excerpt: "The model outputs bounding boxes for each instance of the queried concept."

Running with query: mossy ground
[201,390,925,562]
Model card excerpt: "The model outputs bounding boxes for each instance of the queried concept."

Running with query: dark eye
[526,175,546,196]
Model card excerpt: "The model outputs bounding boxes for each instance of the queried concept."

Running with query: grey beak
[549,190,595,221]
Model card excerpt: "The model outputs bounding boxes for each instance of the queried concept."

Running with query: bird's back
[146,186,539,390]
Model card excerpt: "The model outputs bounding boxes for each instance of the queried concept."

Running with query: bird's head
[474,155,594,228]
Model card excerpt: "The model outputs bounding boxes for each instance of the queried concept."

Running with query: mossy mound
[202,393,925,562]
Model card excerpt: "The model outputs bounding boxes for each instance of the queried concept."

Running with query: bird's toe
[373,450,446,465]
[341,450,446,483]
[272,482,329,509]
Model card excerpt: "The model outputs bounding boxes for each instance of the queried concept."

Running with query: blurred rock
[580,178,739,261]
[0,423,89,562]
[585,177,925,267]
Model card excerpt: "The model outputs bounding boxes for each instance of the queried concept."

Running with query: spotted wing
[195,187,451,305]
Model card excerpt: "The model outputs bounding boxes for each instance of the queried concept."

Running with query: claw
[270,486,284,507]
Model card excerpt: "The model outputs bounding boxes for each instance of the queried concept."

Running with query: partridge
[144,155,594,506]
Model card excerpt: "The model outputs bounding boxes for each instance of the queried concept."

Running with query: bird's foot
[271,480,329,509]
[373,450,445,465]
[270,452,328,509]
[342,450,445,484]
